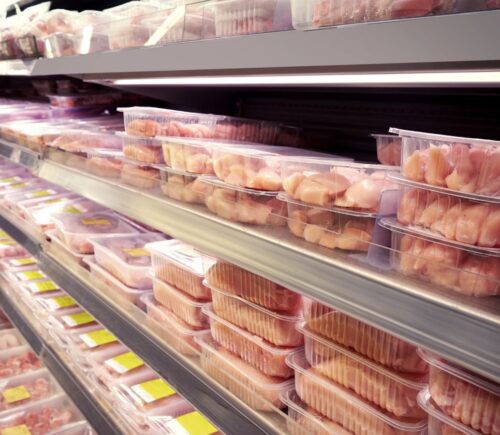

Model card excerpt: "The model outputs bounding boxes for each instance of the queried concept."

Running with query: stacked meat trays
[284,298,429,434]
[197,260,303,411]
[382,129,500,297]
[145,239,214,356]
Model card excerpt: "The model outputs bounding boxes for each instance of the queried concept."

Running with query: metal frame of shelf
[34,159,500,383]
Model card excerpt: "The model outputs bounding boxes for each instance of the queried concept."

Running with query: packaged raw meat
[10,269,48,284]
[16,192,77,219]
[211,0,292,37]
[197,334,294,411]
[32,293,80,318]
[204,304,297,378]
[0,329,23,350]
[160,137,217,175]
[85,150,123,179]
[49,319,102,351]
[142,294,206,356]
[391,128,500,198]
[0,241,27,260]
[152,277,209,329]
[91,233,165,289]
[291,0,455,29]
[50,129,122,153]
[147,239,213,300]
[213,116,283,143]
[0,394,83,435]
[209,284,304,347]
[72,328,124,367]
[84,257,150,306]
[288,352,428,435]
[281,158,398,211]
[395,183,500,249]
[281,389,353,435]
[18,277,61,301]
[0,257,37,275]
[205,260,301,313]
[158,166,206,204]
[51,211,139,254]
[3,185,68,213]
[118,132,164,164]
[303,299,427,373]
[48,93,119,110]
[112,375,192,433]
[202,177,288,226]
[420,349,499,435]
[300,323,427,418]
[0,346,42,378]
[45,230,92,269]
[382,223,500,297]
[281,193,376,252]
[118,106,218,138]
[150,410,222,435]
[373,134,402,166]
[0,369,61,412]
[120,161,160,190]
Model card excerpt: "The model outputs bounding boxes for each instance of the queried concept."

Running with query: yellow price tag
[24,190,55,199]
[105,351,143,374]
[46,295,76,310]
[0,241,16,246]
[1,425,31,435]
[122,248,150,257]
[2,386,31,404]
[80,329,117,348]
[28,280,59,294]
[175,412,218,435]
[9,258,36,267]
[132,379,176,404]
[10,183,27,189]
[17,271,45,282]
[63,205,82,214]
[61,312,95,327]
[81,218,110,226]
[0,177,20,184]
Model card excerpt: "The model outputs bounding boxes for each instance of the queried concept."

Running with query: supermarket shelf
[0,140,40,169]
[0,210,285,435]
[1,10,499,79]
[0,59,36,76]
[0,282,124,435]
[37,160,500,382]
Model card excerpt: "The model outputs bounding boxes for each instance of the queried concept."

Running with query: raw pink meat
[1,406,73,435]
[120,164,159,190]
[161,174,206,204]
[0,333,20,350]
[0,351,42,377]
[124,143,163,164]
[0,378,52,411]
[155,261,211,300]
[126,119,160,137]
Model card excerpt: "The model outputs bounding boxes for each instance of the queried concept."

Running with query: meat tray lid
[199,175,282,196]
[389,128,500,148]
[418,349,500,396]
[116,131,163,146]
[51,211,139,235]
[145,239,215,277]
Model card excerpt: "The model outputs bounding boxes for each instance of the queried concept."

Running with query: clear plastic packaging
[84,257,150,306]
[210,0,293,37]
[90,233,165,289]
[281,389,354,435]
[142,293,206,356]
[48,93,118,110]
[46,229,92,268]
[118,107,218,138]
[118,132,164,164]
[3,185,67,213]
[158,166,206,204]
[287,352,428,435]
[204,304,297,378]
[391,128,500,199]
[0,241,28,260]
[32,292,80,318]
[0,369,62,413]
[85,149,123,179]
[52,211,139,254]
[160,137,218,174]
[0,394,84,435]
[395,182,500,249]
[281,158,398,211]
[196,334,294,411]
[420,349,500,435]
[120,161,160,191]
[280,193,376,252]
[291,0,455,30]
[0,346,42,378]
[205,259,301,313]
[201,177,288,226]
[147,239,213,300]
[0,329,24,350]
[300,323,426,418]
[303,298,427,373]
[209,284,304,347]
[373,134,402,166]
[152,277,209,328]
[382,223,500,297]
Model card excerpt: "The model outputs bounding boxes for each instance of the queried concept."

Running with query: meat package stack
[197,259,304,411]
[285,298,429,434]
[379,129,500,297]
[145,239,214,357]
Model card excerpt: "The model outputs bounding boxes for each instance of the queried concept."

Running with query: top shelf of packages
[4,9,500,81]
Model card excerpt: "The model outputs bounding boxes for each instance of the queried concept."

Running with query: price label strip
[17,270,46,282]
[61,312,95,327]
[122,248,150,257]
[28,280,59,294]
[9,257,36,267]
[81,218,110,226]
[80,329,117,349]
[132,379,176,404]
[24,189,56,199]
[1,425,31,435]
[2,385,31,404]
[105,351,144,374]
[45,295,77,311]
[63,205,82,214]
[168,411,219,435]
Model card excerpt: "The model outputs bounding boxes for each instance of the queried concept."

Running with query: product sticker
[1,425,31,435]
[0,177,20,185]
[132,379,176,404]
[122,248,149,257]
[0,231,8,238]
[2,385,31,404]
[24,189,56,199]
[28,280,59,294]
[81,218,110,226]
[0,240,16,246]
[44,198,64,205]
[80,329,117,348]
[46,295,77,310]
[105,351,143,374]
[9,257,36,267]
[10,183,27,189]
[61,312,95,327]
[63,205,82,214]
[17,270,46,281]
[172,412,218,435]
